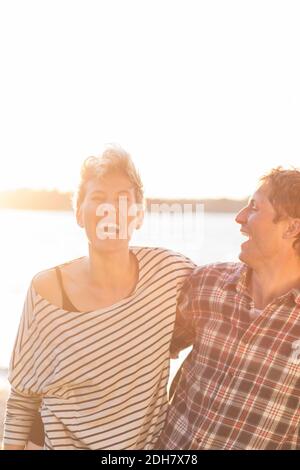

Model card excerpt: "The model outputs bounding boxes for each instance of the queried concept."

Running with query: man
[158,167,300,450]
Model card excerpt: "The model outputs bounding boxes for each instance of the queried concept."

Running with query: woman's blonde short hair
[73,144,144,213]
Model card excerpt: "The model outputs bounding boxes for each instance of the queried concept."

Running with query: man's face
[235,183,286,268]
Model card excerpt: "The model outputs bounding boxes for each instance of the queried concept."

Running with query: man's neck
[249,258,300,309]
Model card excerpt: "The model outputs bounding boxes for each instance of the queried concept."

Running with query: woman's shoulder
[32,256,85,305]
[134,246,196,268]
[32,267,60,305]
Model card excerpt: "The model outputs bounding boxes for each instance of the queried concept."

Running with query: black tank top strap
[54,266,79,312]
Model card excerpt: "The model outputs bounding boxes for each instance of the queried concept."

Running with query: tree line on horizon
[0,189,247,213]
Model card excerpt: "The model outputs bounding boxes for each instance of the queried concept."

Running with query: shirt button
[190,438,201,450]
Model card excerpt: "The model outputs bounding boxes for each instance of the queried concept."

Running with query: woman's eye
[91,196,104,202]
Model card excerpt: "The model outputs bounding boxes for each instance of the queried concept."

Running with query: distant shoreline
[0,189,247,213]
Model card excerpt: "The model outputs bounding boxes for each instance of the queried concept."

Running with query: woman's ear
[135,208,144,230]
[76,207,84,228]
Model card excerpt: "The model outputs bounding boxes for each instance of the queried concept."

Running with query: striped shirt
[159,262,300,450]
[4,247,195,450]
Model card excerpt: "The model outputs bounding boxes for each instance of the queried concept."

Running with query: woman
[3,145,195,450]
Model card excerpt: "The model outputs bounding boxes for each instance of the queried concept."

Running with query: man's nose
[235,206,248,225]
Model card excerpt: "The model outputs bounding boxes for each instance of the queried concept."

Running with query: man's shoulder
[187,262,243,288]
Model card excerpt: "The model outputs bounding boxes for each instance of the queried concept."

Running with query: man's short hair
[261,167,300,256]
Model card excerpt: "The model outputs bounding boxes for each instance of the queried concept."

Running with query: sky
[0,0,299,199]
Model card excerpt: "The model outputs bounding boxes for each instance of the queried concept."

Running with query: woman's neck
[84,246,138,291]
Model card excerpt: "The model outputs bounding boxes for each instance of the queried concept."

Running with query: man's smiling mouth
[240,229,251,240]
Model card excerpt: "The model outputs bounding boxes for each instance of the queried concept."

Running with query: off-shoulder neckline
[31,247,145,315]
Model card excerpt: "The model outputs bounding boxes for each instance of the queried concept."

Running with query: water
[0,208,244,370]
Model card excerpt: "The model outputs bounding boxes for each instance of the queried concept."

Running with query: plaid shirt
[158,262,300,450]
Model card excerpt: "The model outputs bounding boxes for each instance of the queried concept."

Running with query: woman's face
[77,172,143,253]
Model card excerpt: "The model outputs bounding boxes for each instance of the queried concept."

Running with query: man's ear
[283,218,300,239]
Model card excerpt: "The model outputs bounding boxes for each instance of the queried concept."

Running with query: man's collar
[290,288,300,305]
[223,263,300,305]
[223,263,250,297]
